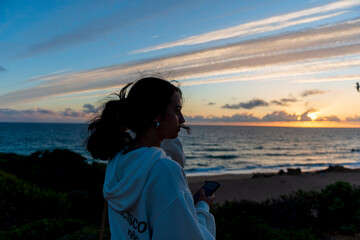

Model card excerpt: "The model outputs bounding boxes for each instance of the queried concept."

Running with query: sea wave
[185,162,360,176]
[263,152,342,157]
[205,154,238,159]
[203,148,237,152]
[269,147,299,151]
[186,166,225,173]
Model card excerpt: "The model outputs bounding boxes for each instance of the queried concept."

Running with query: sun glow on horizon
[307,112,319,121]
[188,121,360,128]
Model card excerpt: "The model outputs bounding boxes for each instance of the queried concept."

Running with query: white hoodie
[161,137,186,168]
[103,147,216,240]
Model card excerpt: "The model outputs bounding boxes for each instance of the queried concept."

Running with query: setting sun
[307,112,318,121]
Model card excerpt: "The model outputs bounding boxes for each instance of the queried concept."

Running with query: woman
[87,77,216,239]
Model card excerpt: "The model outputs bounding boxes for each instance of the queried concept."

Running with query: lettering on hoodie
[115,209,148,238]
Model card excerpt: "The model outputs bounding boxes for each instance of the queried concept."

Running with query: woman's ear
[153,116,161,127]
[154,116,160,123]
[154,113,164,123]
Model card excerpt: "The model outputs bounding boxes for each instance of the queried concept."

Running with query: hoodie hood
[103,147,168,211]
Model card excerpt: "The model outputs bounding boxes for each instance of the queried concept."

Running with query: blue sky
[1,0,360,126]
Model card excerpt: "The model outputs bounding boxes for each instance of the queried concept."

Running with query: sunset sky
[1,0,360,127]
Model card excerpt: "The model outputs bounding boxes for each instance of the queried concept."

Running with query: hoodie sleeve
[149,158,215,239]
[151,193,215,240]
[196,201,216,236]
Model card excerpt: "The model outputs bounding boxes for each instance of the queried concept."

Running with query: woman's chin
[167,132,178,139]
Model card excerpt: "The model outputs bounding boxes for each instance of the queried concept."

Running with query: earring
[156,122,160,128]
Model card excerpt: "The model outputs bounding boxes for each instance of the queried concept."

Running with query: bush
[0,171,71,229]
[0,218,109,240]
[261,190,319,229]
[213,181,360,239]
[0,149,104,192]
[0,149,106,224]
[318,181,360,233]
[213,201,320,240]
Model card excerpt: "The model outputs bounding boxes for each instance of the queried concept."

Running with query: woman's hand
[198,188,215,208]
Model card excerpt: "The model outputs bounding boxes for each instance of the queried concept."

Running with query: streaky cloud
[295,74,360,83]
[301,89,326,97]
[224,97,297,109]
[27,69,72,83]
[222,99,269,109]
[317,116,341,121]
[1,18,360,106]
[346,115,360,121]
[271,98,298,106]
[133,0,359,53]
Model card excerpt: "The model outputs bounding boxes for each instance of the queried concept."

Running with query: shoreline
[184,163,360,177]
[187,166,360,204]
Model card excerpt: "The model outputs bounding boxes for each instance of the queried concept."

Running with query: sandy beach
[188,168,360,204]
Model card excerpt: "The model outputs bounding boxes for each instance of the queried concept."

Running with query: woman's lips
[180,124,191,134]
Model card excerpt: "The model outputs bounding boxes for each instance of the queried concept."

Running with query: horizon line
[1,121,360,129]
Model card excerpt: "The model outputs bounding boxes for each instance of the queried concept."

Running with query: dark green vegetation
[0,149,109,240]
[213,181,360,240]
[1,149,360,239]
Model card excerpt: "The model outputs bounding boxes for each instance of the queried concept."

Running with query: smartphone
[193,181,220,204]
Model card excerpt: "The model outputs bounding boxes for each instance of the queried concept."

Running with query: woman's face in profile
[159,92,185,139]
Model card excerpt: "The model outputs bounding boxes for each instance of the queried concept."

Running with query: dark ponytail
[86,78,181,160]
[87,83,133,160]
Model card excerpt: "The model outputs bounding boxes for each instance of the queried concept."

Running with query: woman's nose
[179,112,185,124]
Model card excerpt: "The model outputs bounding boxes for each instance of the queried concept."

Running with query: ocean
[1,122,360,176]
